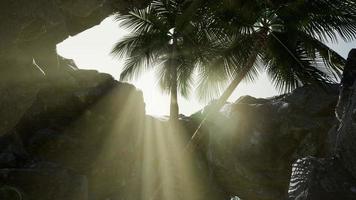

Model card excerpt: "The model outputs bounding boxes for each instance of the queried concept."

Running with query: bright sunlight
[3,1,356,200]
[57,16,279,116]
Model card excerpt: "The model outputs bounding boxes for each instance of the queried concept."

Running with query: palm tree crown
[193,0,356,101]
[183,0,356,144]
[112,0,206,121]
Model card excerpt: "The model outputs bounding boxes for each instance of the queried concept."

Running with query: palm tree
[112,0,206,122]
[186,0,356,143]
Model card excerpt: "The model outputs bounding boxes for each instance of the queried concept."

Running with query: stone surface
[287,49,356,200]
[0,68,342,200]
[0,168,88,200]
[188,84,339,200]
[0,69,146,199]
[0,3,349,195]
[288,157,356,200]
[0,0,150,79]
[1,1,345,199]
[335,49,356,176]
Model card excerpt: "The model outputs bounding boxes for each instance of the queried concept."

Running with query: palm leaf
[112,31,170,80]
[264,32,336,92]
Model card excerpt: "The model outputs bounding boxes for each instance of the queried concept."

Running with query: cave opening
[56,17,279,117]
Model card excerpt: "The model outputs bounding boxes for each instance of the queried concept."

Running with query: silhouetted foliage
[187,0,356,101]
[112,0,211,120]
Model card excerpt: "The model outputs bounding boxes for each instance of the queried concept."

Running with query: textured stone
[0,68,342,199]
[288,49,356,200]
[0,168,88,200]
[189,84,339,200]
[0,69,146,199]
[288,157,356,200]
[335,49,356,176]
[0,0,150,79]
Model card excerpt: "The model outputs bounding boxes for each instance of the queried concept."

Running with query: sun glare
[6,1,356,200]
[57,16,280,117]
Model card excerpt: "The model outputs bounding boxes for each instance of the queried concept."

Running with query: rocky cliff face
[287,49,356,200]
[0,2,353,197]
[0,68,146,199]
[0,0,149,79]
[190,84,339,200]
[0,59,342,200]
[0,67,344,200]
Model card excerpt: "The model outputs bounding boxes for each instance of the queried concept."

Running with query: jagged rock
[0,82,40,137]
[335,49,356,176]
[288,49,356,200]
[288,157,356,200]
[0,133,28,168]
[1,1,345,199]
[0,0,150,79]
[0,69,146,199]
[235,95,270,104]
[190,84,339,200]
[0,168,88,200]
[0,66,342,200]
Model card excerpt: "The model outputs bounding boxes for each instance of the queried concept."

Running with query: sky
[57,16,356,116]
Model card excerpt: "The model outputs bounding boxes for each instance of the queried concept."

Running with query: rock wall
[287,49,356,200]
[0,0,149,78]
[0,1,351,196]
[189,83,339,200]
[0,68,146,199]
[0,67,342,200]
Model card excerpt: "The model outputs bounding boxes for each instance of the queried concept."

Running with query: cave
[1,1,356,200]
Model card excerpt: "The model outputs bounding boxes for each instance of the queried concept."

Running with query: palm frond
[177,57,195,98]
[115,7,154,33]
[264,32,336,92]
[298,31,345,80]
[279,0,356,42]
[111,31,170,80]
[115,5,170,34]
[196,61,231,102]
[156,56,174,93]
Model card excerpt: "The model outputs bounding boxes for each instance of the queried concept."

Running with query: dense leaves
[181,0,356,100]
[113,0,210,96]
[112,0,218,120]
[113,0,356,104]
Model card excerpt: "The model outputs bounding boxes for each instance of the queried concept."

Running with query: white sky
[57,16,356,116]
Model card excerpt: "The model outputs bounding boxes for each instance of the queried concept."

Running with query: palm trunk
[187,30,269,147]
[188,51,258,144]
[170,70,179,121]
[214,53,259,110]
[170,35,179,122]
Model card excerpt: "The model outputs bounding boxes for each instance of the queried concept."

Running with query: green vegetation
[112,0,208,121]
[183,0,356,139]
[191,0,354,103]
[113,0,356,124]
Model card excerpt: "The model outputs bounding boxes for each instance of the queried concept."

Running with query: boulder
[0,69,146,199]
[0,167,88,200]
[0,0,150,80]
[287,49,356,200]
[335,49,356,175]
[190,84,339,200]
[0,67,343,200]
[288,157,356,200]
